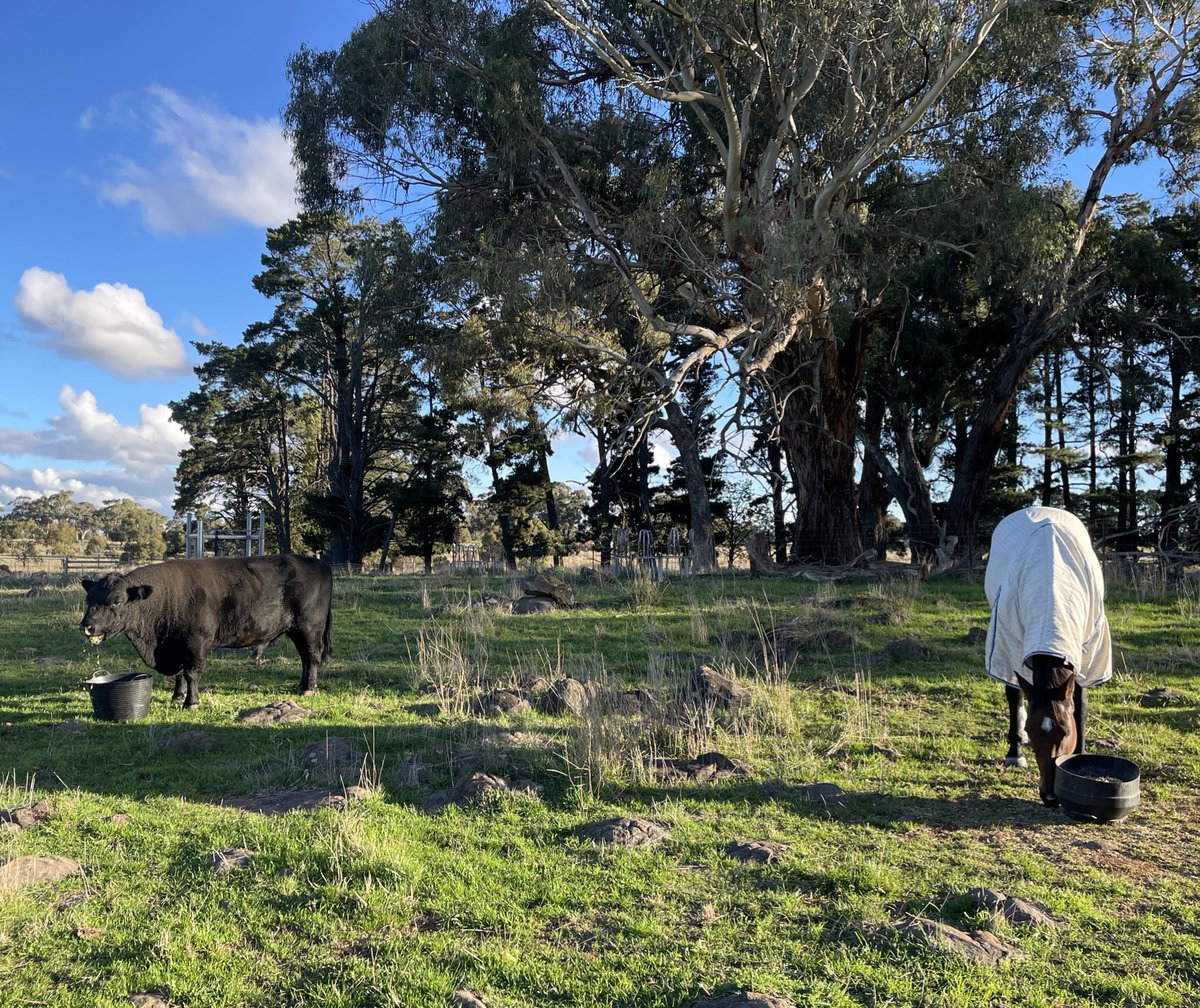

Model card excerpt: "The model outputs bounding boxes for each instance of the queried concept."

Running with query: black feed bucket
[1055,753,1141,823]
[86,672,153,722]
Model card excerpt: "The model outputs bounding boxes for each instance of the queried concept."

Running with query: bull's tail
[322,604,333,661]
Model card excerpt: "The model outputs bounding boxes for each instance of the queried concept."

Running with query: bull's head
[1020,654,1078,807]
[79,575,153,645]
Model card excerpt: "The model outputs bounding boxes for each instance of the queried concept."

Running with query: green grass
[0,572,1197,1007]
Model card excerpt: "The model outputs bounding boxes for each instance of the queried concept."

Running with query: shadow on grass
[0,675,579,811]
[614,776,1059,830]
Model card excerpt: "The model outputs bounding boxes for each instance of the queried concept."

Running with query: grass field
[0,570,1197,1008]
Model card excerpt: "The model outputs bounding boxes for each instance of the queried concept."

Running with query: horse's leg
[1074,685,1087,754]
[1004,683,1028,767]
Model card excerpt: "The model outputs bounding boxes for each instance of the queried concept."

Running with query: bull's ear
[126,585,153,602]
[81,579,95,592]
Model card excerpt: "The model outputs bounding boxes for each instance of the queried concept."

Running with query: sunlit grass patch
[0,572,1195,1006]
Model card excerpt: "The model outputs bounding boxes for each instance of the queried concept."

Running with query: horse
[984,507,1111,806]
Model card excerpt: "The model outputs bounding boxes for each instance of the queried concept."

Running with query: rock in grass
[453,990,489,1008]
[896,914,1021,966]
[302,736,366,778]
[513,596,556,615]
[520,574,576,607]
[609,688,664,718]
[689,993,795,1008]
[650,751,752,783]
[874,638,929,662]
[209,848,255,874]
[0,854,83,892]
[0,799,53,832]
[472,688,532,716]
[539,677,600,715]
[1139,686,1190,707]
[423,772,544,812]
[724,839,790,864]
[237,700,313,725]
[579,816,668,847]
[127,993,173,1008]
[965,887,1058,929]
[686,666,752,712]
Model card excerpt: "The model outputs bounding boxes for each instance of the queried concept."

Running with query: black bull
[79,555,333,708]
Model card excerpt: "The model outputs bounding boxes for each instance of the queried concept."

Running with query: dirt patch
[761,780,848,807]
[302,736,366,782]
[689,994,795,1008]
[221,787,371,816]
[161,730,220,754]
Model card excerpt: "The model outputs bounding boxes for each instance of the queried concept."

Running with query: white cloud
[650,430,676,472]
[54,386,190,478]
[96,86,299,233]
[178,311,214,338]
[14,267,190,378]
[0,386,188,514]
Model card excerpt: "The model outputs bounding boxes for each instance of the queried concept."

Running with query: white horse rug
[984,507,1112,689]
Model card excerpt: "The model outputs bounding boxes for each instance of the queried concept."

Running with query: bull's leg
[1075,685,1088,754]
[1004,684,1028,768]
[180,669,203,709]
[286,628,320,696]
[179,650,207,709]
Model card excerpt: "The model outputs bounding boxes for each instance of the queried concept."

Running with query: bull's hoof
[300,688,317,697]
[183,701,200,710]
[1004,755,1028,769]
[1040,792,1060,808]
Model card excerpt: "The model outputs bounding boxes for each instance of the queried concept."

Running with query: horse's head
[1020,654,1078,806]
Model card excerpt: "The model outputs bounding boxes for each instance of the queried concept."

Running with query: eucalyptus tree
[856,168,1068,567]
[1,492,96,538]
[95,499,167,563]
[286,0,1095,563]
[941,0,1200,555]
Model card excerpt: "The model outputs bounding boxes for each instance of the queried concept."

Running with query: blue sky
[0,2,376,515]
[0,4,1174,519]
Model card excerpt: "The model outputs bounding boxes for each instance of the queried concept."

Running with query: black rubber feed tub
[86,672,153,722]
[1056,753,1141,823]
